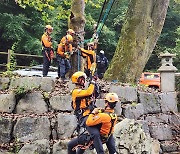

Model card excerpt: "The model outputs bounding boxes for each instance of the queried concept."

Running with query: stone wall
[0,77,179,154]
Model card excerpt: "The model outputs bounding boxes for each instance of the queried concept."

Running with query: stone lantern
[158,52,178,92]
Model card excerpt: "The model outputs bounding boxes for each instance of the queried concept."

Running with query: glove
[92,108,104,114]
[64,52,70,58]
[92,108,99,114]
[90,80,96,85]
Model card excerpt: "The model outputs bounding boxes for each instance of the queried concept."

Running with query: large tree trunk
[69,0,85,76]
[104,0,170,83]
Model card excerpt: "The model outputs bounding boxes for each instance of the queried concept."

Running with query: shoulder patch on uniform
[92,115,99,120]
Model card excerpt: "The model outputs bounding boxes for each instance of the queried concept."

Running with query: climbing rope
[89,0,116,43]
[96,0,107,29]
[96,0,116,36]
[75,0,116,70]
[77,48,81,71]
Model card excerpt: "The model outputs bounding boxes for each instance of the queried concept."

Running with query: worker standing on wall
[96,50,108,79]
[57,29,75,81]
[41,25,54,77]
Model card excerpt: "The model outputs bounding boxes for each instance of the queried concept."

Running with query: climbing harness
[72,110,117,151]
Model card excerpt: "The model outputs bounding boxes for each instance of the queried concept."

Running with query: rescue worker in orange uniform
[71,71,96,124]
[79,43,96,77]
[57,29,75,80]
[41,25,54,77]
[86,93,118,154]
[67,93,118,154]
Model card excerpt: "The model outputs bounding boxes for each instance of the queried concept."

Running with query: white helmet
[100,50,104,54]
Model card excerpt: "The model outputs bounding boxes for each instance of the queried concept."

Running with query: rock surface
[18,139,50,154]
[13,116,51,142]
[114,118,160,154]
[0,116,13,144]
[0,92,16,113]
[16,91,48,114]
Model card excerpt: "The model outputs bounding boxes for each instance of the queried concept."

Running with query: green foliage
[14,86,26,96]
[16,0,55,11]
[0,13,28,41]
[14,86,29,100]
[16,0,71,22]
[2,43,17,77]
[13,137,23,154]
[7,50,17,72]
[158,8,180,48]
[176,76,180,91]
[0,1,44,54]
[43,91,50,101]
[106,0,129,31]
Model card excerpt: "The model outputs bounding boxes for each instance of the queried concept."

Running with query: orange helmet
[67,29,75,35]
[45,25,53,30]
[66,34,73,43]
[105,93,119,103]
[71,71,87,85]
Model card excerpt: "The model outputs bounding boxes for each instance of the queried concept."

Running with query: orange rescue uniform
[72,83,95,117]
[41,33,52,48]
[86,109,117,136]
[80,48,96,70]
[57,34,73,58]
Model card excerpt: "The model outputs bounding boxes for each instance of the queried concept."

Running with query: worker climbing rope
[71,71,96,127]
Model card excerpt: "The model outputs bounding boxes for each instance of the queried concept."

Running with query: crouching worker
[68,93,119,154]
[86,92,118,154]
[71,71,96,126]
